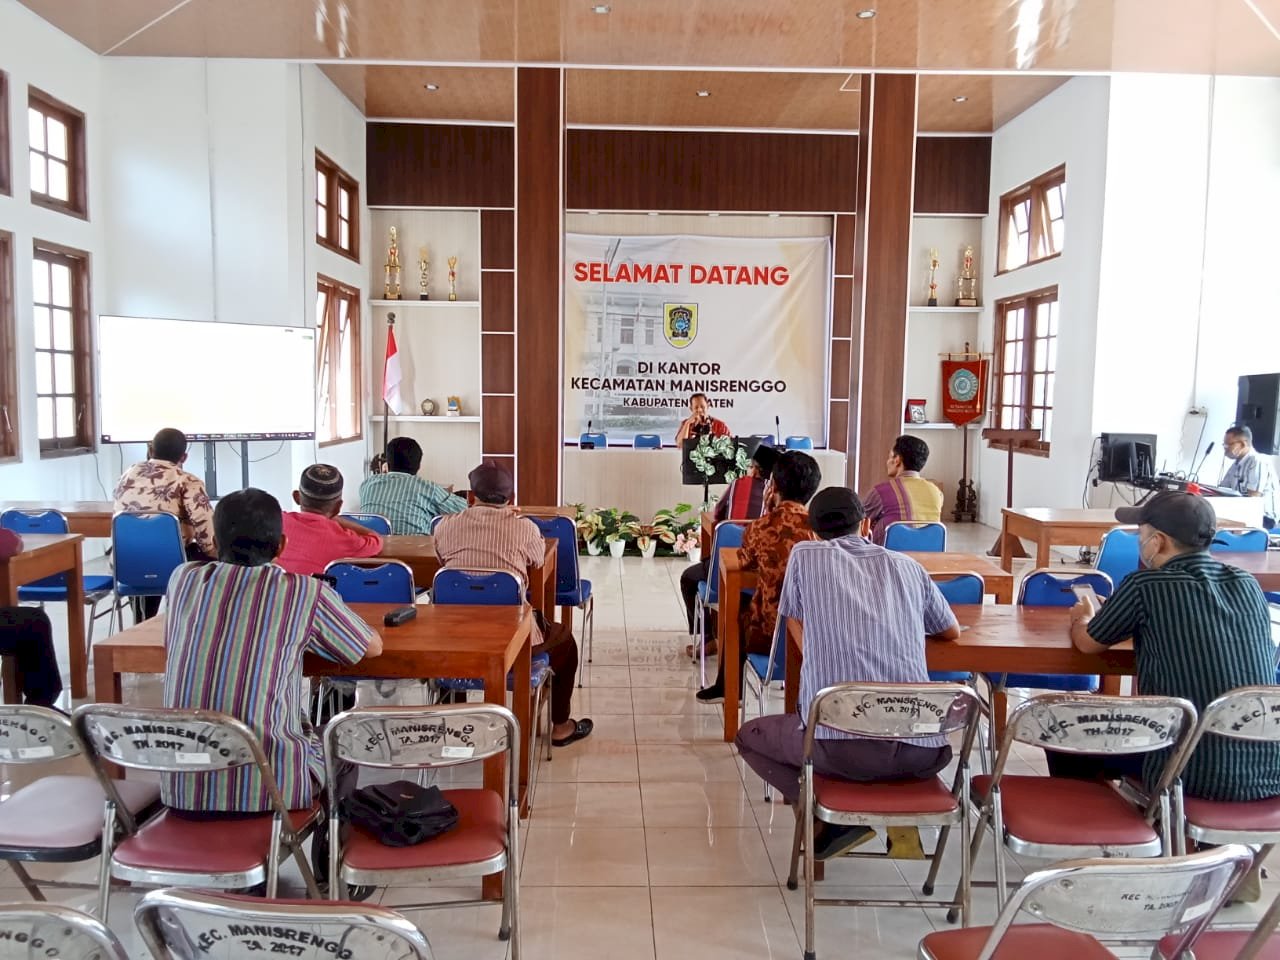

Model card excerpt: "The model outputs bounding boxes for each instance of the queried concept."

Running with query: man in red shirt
[674,393,731,444]
[277,464,385,576]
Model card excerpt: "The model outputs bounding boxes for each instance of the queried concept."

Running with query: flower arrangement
[672,531,700,557]
[688,434,751,482]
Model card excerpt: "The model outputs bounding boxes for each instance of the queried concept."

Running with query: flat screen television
[1099,432,1157,484]
[98,315,316,443]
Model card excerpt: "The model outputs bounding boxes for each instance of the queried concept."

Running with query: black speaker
[1236,373,1280,455]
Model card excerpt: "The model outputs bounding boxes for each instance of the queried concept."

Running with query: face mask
[1138,532,1159,569]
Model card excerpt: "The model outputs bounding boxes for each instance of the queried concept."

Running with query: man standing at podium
[675,393,730,444]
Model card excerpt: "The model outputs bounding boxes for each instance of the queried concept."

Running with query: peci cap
[1114,491,1216,550]
[298,463,344,502]
[469,461,515,503]
[752,443,781,475]
[808,486,866,537]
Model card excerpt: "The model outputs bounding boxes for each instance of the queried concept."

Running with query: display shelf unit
[369,299,481,308]
[909,306,983,315]
[903,422,959,430]
[381,415,482,423]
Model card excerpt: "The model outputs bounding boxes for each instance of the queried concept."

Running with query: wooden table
[93,602,533,899]
[377,536,558,624]
[0,501,113,538]
[1218,551,1280,592]
[905,552,1015,605]
[517,505,576,519]
[0,533,87,701]
[700,511,715,559]
[999,508,1125,573]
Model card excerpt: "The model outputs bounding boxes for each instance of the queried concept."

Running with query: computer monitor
[1098,432,1157,484]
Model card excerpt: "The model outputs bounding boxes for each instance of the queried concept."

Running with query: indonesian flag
[383,327,404,414]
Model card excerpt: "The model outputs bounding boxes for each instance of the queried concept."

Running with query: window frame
[997,164,1065,275]
[32,241,95,457]
[27,87,87,219]
[0,231,16,460]
[315,274,363,447]
[0,72,11,197]
[989,285,1059,457]
[315,150,359,263]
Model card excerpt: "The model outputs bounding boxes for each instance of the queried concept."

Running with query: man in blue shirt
[1222,424,1278,529]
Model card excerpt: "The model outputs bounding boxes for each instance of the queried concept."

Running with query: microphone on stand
[584,420,594,450]
[775,415,782,446]
[1190,441,1215,482]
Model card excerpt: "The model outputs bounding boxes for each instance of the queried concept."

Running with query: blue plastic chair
[111,513,187,630]
[428,515,448,535]
[694,521,748,686]
[633,434,661,449]
[526,516,594,684]
[323,560,415,604]
[579,432,608,449]
[1095,527,1141,589]
[784,436,813,450]
[0,509,119,655]
[1210,528,1270,553]
[338,513,391,536]
[930,573,984,683]
[884,521,948,553]
[752,434,776,447]
[743,614,787,801]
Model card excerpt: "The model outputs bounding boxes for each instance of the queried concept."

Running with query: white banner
[564,233,831,445]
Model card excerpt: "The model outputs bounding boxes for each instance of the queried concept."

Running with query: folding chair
[785,435,813,450]
[339,512,392,535]
[929,574,983,682]
[0,903,129,959]
[429,514,447,534]
[959,692,1198,919]
[1094,525,1141,588]
[111,512,187,630]
[786,682,984,958]
[740,616,786,802]
[694,520,748,687]
[579,432,607,449]
[0,704,159,909]
[323,703,520,955]
[324,559,416,603]
[136,886,435,959]
[1156,882,1280,959]
[1211,528,1270,552]
[73,704,324,920]
[884,521,948,552]
[0,509,120,653]
[526,515,594,681]
[633,433,661,449]
[752,433,776,447]
[921,845,1253,960]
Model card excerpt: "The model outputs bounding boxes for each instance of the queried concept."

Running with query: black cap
[1114,491,1216,550]
[469,461,514,503]
[752,444,780,475]
[808,486,866,537]
[298,463,344,502]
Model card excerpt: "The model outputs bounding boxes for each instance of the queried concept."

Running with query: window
[619,316,634,345]
[315,151,359,261]
[28,88,86,218]
[0,72,10,196]
[0,232,15,458]
[991,286,1058,454]
[32,243,94,454]
[644,318,655,346]
[998,165,1065,273]
[316,276,362,445]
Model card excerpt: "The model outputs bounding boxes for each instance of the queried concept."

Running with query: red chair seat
[0,775,160,853]
[342,789,505,872]
[114,804,320,875]
[920,924,1115,959]
[1184,794,1280,834]
[815,774,956,816]
[972,774,1157,847]
[1158,931,1280,960]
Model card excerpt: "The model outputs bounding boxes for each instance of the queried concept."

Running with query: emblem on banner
[663,303,698,349]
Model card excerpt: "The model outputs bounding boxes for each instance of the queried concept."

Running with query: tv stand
[203,440,250,499]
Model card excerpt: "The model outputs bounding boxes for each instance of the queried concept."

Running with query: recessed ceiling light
[696,89,711,98]
[952,95,968,102]
[855,9,876,19]
[424,83,440,91]
[591,3,611,12]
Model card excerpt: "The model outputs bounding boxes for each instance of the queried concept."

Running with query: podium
[983,428,1041,560]
[681,436,763,506]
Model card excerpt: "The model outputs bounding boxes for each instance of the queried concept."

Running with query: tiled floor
[6,524,1279,958]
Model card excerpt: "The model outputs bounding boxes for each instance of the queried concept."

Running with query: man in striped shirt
[860,435,944,545]
[735,487,959,859]
[357,437,466,535]
[163,488,382,814]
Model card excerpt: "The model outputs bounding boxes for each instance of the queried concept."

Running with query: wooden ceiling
[17,0,1280,77]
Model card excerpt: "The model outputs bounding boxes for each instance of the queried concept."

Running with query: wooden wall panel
[567,130,857,212]
[366,123,514,208]
[484,454,515,479]
[832,277,853,339]
[482,333,516,394]
[482,394,515,456]
[829,340,851,400]
[515,67,563,505]
[481,210,515,268]
[834,214,855,275]
[914,136,991,214]
[846,77,873,476]
[828,401,849,458]
[481,272,514,332]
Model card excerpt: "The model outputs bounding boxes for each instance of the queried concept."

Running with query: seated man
[162,488,382,815]
[0,529,63,708]
[860,435,944,545]
[358,437,466,535]
[277,464,384,576]
[434,462,593,747]
[674,392,731,444]
[1222,423,1278,529]
[680,443,781,653]
[735,487,959,859]
[696,450,820,702]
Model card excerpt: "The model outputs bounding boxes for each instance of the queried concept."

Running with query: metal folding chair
[73,704,323,920]
[786,682,984,958]
[338,512,392,535]
[0,902,129,959]
[920,845,1253,960]
[323,703,520,957]
[136,886,435,959]
[1156,881,1280,959]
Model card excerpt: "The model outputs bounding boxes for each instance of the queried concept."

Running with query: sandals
[552,718,594,747]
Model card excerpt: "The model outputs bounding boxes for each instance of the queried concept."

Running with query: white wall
[977,77,1111,522]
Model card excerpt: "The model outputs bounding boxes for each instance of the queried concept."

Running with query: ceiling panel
[321,65,515,121]
[14,0,184,54]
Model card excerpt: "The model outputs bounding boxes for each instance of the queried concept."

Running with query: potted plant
[625,518,676,560]
[575,506,604,556]
[673,531,701,564]
[688,436,751,510]
[599,507,637,559]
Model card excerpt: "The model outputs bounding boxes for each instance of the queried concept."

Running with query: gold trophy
[926,248,940,307]
[417,246,430,300]
[384,227,402,300]
[447,255,459,302]
[955,245,978,307]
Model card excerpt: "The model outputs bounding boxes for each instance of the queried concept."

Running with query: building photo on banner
[563,233,831,446]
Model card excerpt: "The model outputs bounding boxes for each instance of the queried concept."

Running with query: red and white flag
[383,327,404,414]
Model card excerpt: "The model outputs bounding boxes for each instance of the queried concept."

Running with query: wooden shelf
[903,422,959,430]
[370,415,481,423]
[908,306,983,314]
[369,299,480,308]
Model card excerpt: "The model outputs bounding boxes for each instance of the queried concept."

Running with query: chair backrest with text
[339,512,391,535]
[883,521,947,552]
[0,903,129,960]
[324,559,415,604]
[1211,528,1270,552]
[111,511,186,598]
[806,682,981,751]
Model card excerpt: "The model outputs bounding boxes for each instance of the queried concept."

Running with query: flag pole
[383,312,395,464]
